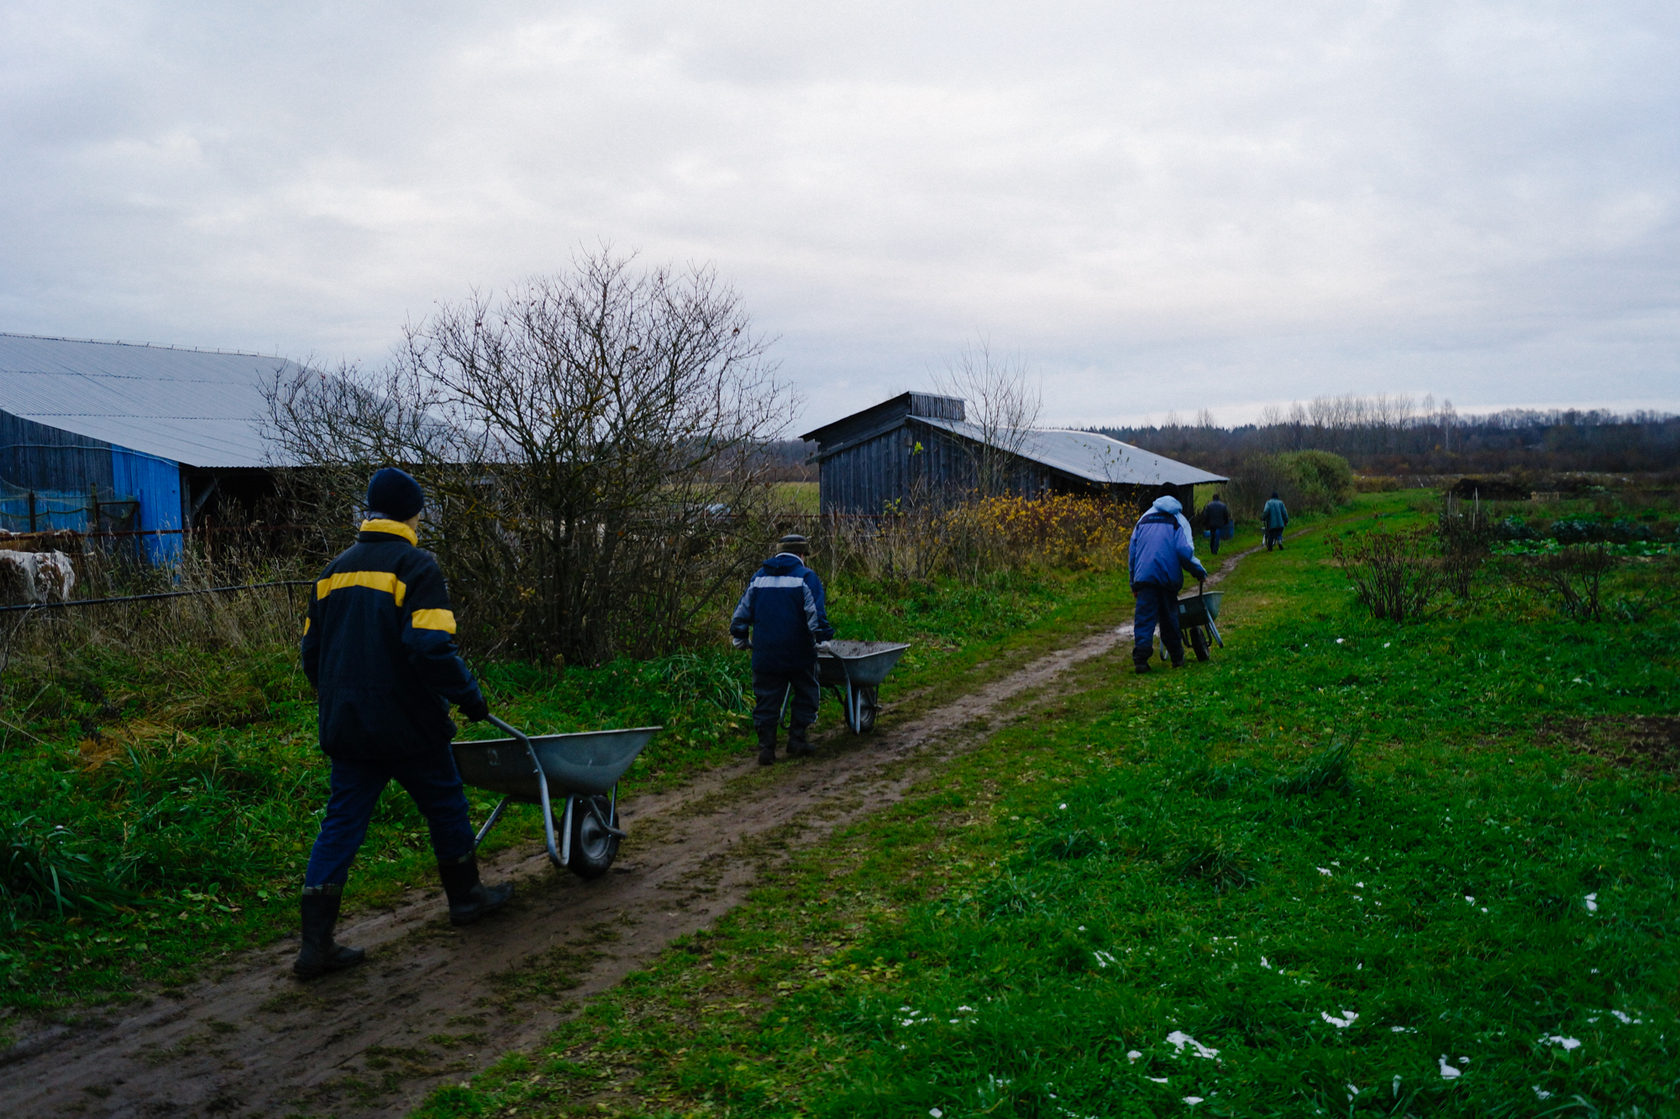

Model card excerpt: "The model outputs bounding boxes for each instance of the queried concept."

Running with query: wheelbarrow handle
[484,714,566,868]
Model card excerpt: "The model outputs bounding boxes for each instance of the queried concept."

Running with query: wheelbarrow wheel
[565,795,620,879]
[1190,625,1210,661]
[855,686,879,733]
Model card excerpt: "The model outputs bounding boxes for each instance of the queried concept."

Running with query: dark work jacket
[1203,500,1231,530]
[729,552,835,674]
[301,520,485,759]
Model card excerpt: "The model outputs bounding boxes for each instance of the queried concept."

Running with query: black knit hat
[777,533,810,554]
[366,467,424,520]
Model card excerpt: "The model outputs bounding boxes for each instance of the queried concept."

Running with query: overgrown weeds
[1,817,140,929]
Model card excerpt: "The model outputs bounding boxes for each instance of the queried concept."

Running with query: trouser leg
[304,757,388,889]
[787,663,820,733]
[752,672,790,734]
[1132,583,1158,668]
[393,748,477,865]
[1157,587,1186,665]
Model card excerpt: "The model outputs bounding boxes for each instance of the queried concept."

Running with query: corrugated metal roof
[0,333,304,468]
[917,416,1228,487]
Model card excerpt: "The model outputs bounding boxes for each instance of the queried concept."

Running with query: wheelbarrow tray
[817,640,911,688]
[1176,591,1222,628]
[453,726,660,800]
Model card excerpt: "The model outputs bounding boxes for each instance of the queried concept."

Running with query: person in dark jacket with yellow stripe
[293,468,511,980]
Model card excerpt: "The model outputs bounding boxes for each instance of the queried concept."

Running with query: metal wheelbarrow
[816,640,911,733]
[451,716,660,878]
[1173,585,1224,662]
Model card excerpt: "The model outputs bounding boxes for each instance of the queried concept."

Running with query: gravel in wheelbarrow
[817,640,910,733]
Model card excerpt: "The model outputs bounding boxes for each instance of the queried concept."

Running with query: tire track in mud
[0,559,1249,1118]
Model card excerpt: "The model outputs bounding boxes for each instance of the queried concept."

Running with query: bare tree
[265,248,798,664]
[932,338,1043,500]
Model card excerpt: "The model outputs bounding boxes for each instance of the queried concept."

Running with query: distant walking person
[1261,491,1290,550]
[1129,495,1208,674]
[731,533,835,764]
[1202,493,1232,555]
[294,468,511,981]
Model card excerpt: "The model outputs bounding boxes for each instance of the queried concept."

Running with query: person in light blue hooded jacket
[1128,495,1207,673]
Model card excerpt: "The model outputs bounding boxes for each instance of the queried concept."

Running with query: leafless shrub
[1436,491,1496,598]
[1518,544,1616,622]
[1330,526,1443,621]
[264,248,799,665]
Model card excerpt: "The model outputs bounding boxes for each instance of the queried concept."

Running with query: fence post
[28,490,37,533]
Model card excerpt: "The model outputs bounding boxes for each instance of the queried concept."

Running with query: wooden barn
[0,332,303,560]
[801,391,1227,517]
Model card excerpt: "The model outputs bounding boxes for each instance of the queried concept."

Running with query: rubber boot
[293,886,366,980]
[437,852,513,927]
[1133,649,1152,675]
[756,724,777,766]
[787,726,814,758]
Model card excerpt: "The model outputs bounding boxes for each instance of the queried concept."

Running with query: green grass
[412,493,1680,1117]
[0,556,1124,1018]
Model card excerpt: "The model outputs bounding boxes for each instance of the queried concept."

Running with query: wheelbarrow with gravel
[451,716,660,878]
[816,640,911,733]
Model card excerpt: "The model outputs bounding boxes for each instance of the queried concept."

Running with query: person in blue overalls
[293,468,512,980]
[730,533,834,765]
[1129,495,1208,674]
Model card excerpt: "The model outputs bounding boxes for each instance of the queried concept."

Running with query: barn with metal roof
[801,391,1227,517]
[0,332,302,558]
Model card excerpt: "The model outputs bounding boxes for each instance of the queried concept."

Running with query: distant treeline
[1093,395,1680,477]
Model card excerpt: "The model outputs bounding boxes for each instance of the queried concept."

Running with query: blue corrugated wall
[110,446,183,562]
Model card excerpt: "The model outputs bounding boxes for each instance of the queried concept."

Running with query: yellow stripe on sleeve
[302,617,311,635]
[410,608,457,634]
[316,570,408,606]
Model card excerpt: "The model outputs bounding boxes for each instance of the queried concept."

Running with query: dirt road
[0,562,1240,1118]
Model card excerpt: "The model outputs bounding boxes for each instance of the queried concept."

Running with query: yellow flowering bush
[939,494,1133,574]
[822,493,1132,581]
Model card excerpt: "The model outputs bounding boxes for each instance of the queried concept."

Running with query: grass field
[5,489,1677,1114]
[412,494,1680,1117]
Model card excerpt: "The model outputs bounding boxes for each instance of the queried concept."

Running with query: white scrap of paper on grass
[1610,1010,1644,1025]
[1439,1056,1461,1079]
[1534,1086,1554,1100]
[1165,1031,1220,1060]
[1318,867,1333,876]
[1585,893,1599,913]
[1540,1035,1582,1050]
[1149,1077,1169,1084]
[1128,1050,1143,1063]
[1183,1098,1204,1106]
[1321,1010,1359,1028]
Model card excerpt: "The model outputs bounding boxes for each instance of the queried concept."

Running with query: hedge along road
[0,547,1257,1119]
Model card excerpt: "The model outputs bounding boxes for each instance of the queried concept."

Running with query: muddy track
[0,559,1249,1118]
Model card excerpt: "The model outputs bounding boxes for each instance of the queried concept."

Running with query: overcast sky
[3,1,1676,433]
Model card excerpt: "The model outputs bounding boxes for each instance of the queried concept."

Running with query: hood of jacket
[760,552,806,575]
[1150,495,1183,517]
